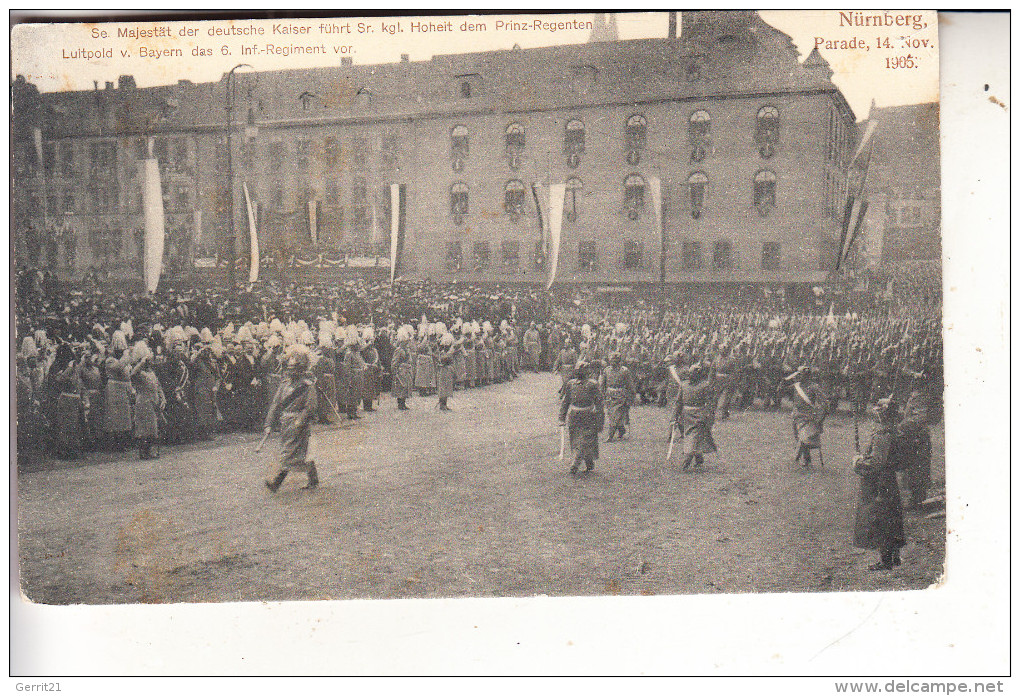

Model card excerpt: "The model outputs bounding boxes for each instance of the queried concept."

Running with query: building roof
[32,11,854,139]
[863,102,940,194]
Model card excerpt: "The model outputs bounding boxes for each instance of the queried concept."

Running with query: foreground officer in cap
[558,361,604,475]
[260,345,319,492]
[852,397,906,570]
[791,366,828,467]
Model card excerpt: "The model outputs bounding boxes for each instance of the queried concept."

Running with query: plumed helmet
[482,321,493,335]
[344,326,359,347]
[20,336,38,358]
[210,336,226,357]
[222,322,236,341]
[299,329,315,346]
[435,322,447,335]
[581,323,592,339]
[111,330,128,352]
[236,325,255,344]
[397,325,413,342]
[119,321,133,340]
[199,327,214,343]
[452,318,463,331]
[131,340,153,363]
[34,329,48,348]
[269,318,285,334]
[333,326,347,344]
[265,334,283,349]
[318,326,334,349]
[186,326,200,339]
[166,325,187,348]
[441,332,455,347]
[361,326,375,342]
[283,343,311,371]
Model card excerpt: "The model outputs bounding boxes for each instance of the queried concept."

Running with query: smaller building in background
[859,101,941,268]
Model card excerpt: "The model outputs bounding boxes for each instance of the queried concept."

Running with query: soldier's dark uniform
[559,368,605,474]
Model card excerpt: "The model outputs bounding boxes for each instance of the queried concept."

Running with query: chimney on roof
[668,11,677,39]
[105,81,114,90]
[341,57,352,66]
[118,75,136,90]
[400,53,409,63]
[588,13,619,42]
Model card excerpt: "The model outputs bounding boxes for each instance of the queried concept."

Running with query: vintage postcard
[11,9,999,677]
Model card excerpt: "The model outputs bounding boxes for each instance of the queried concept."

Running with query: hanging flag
[243,182,259,283]
[842,200,868,267]
[193,209,203,252]
[308,199,318,246]
[531,183,545,239]
[545,183,565,290]
[33,128,43,171]
[836,121,877,271]
[648,176,663,279]
[389,183,406,283]
[142,148,165,293]
[370,199,380,245]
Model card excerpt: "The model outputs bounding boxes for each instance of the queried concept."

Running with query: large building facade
[12,11,858,287]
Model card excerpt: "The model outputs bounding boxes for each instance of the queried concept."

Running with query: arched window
[504,180,526,218]
[688,110,711,162]
[355,88,371,107]
[625,115,647,164]
[450,125,469,171]
[450,182,469,220]
[460,81,472,99]
[505,123,525,170]
[753,170,777,213]
[565,177,582,222]
[624,174,646,218]
[756,106,779,157]
[565,119,585,167]
[688,171,708,218]
[505,123,525,152]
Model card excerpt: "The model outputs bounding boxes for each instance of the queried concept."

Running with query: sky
[11,11,940,121]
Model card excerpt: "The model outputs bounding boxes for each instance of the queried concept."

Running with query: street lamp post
[224,63,253,287]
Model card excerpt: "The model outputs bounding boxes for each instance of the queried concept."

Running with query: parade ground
[17,372,945,605]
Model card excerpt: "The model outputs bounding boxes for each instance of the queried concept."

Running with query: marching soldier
[790,366,828,467]
[261,344,319,492]
[558,361,604,475]
[601,352,636,442]
[670,361,718,471]
[852,397,906,571]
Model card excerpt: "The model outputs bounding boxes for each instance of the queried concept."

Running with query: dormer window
[355,88,371,108]
[454,73,482,100]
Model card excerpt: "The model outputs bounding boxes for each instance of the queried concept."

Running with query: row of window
[443,240,783,272]
[447,171,778,221]
[451,106,780,170]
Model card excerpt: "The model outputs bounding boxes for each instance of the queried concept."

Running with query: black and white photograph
[8,9,1008,678]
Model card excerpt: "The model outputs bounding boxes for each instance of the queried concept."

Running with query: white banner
[390,183,401,283]
[243,182,259,283]
[142,157,164,293]
[545,183,565,290]
[308,199,318,246]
